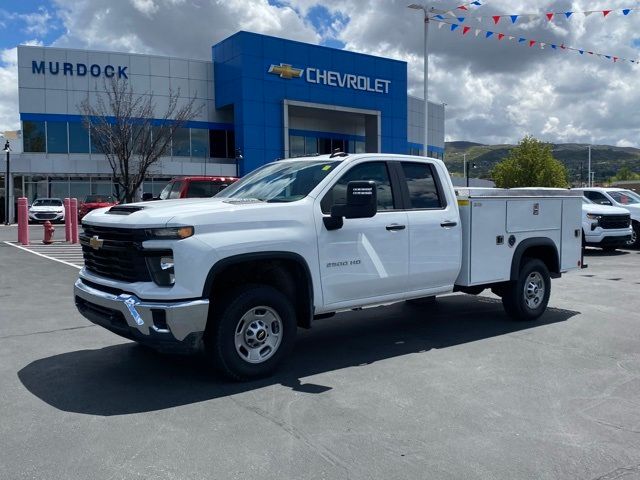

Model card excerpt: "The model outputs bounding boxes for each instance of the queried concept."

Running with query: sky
[0,0,639,147]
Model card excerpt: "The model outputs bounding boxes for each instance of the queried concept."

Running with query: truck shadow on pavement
[18,295,579,416]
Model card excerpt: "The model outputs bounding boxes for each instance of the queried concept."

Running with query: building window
[69,122,90,153]
[172,128,190,156]
[210,129,227,158]
[305,136,317,155]
[191,128,208,158]
[290,135,305,157]
[226,130,235,159]
[23,121,46,152]
[46,121,68,154]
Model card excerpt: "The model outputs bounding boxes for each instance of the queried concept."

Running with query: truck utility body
[74,154,582,380]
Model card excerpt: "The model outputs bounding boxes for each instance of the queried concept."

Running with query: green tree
[609,166,640,182]
[491,135,568,188]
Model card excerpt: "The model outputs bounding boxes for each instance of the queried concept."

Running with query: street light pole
[587,145,591,187]
[464,153,468,187]
[3,140,10,225]
[408,3,431,157]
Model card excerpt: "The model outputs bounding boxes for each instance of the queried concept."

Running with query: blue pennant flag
[435,14,444,19]
[471,1,482,5]
[551,44,557,49]
[605,55,611,59]
[457,17,466,23]
[510,15,519,23]
[579,50,584,55]
[564,12,573,19]
[622,9,631,15]
[518,37,526,43]
[486,31,494,38]
[451,24,460,31]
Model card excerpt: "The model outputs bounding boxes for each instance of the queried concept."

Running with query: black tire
[501,258,551,321]
[206,285,297,381]
[628,221,640,249]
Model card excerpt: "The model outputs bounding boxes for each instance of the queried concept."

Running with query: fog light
[146,254,175,286]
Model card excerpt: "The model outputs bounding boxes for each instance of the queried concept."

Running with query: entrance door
[315,160,409,307]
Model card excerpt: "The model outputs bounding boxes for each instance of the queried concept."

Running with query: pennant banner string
[430,17,638,64]
[433,8,636,24]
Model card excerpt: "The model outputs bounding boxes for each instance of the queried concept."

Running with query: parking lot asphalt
[1,229,640,480]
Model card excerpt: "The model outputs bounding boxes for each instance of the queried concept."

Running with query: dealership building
[6,30,445,214]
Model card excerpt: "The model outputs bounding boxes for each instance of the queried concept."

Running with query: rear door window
[186,181,215,198]
[400,162,444,209]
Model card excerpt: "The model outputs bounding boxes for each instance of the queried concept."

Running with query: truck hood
[82,198,295,228]
[582,203,629,215]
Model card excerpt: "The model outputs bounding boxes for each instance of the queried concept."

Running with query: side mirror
[323,181,377,231]
[141,192,154,201]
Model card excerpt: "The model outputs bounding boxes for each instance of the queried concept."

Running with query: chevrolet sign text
[305,68,390,94]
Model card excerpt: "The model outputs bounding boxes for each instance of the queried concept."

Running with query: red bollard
[64,198,71,242]
[43,220,55,244]
[70,198,79,244]
[17,197,29,245]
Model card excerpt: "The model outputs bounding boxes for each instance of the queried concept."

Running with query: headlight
[586,214,602,220]
[145,226,194,240]
[146,255,175,286]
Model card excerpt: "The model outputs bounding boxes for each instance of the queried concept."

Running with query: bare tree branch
[79,77,203,202]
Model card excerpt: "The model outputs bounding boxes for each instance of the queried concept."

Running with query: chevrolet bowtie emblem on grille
[268,63,304,79]
[89,235,104,251]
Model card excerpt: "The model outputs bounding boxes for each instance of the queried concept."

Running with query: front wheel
[501,258,551,321]
[206,285,297,381]
[627,221,640,248]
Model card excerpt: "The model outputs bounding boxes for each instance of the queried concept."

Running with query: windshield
[620,189,640,202]
[32,199,62,207]
[581,197,593,204]
[609,190,640,205]
[84,195,114,203]
[217,160,340,202]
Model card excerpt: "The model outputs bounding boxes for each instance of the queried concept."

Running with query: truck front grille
[600,214,631,230]
[80,225,151,283]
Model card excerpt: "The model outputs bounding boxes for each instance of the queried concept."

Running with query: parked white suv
[580,197,632,251]
[574,188,640,247]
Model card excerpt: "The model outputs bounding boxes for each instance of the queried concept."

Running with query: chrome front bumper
[74,279,210,352]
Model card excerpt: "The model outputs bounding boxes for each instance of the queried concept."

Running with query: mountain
[444,142,640,184]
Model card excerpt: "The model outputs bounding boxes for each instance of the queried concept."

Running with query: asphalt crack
[0,324,96,340]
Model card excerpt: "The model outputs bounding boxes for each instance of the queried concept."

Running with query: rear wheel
[206,285,297,381]
[501,258,551,321]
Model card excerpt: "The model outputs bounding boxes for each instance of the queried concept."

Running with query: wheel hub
[524,272,545,310]
[234,306,283,364]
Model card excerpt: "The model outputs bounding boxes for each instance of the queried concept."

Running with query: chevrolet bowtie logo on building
[268,63,304,79]
[89,235,104,251]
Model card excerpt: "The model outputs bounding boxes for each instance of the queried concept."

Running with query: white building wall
[407,96,445,153]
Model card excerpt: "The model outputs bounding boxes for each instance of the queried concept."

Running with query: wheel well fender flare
[509,237,560,281]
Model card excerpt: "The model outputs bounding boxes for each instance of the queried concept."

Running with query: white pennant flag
[539,42,546,49]
[447,10,457,17]
[438,21,446,29]
[529,14,538,21]
[508,35,514,40]
[475,29,482,36]
[477,16,482,22]
[584,11,594,17]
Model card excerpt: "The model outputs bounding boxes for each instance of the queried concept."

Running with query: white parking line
[3,241,83,269]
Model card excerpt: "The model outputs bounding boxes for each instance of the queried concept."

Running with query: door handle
[440,221,458,228]
[386,224,406,231]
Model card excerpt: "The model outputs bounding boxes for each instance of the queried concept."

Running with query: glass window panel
[46,121,68,154]
[401,162,443,209]
[50,182,69,199]
[69,180,91,200]
[172,128,190,156]
[68,122,90,153]
[355,141,365,153]
[321,161,395,213]
[318,138,332,154]
[226,130,235,159]
[92,181,115,196]
[22,121,46,152]
[290,135,305,157]
[305,136,318,155]
[191,128,208,158]
[210,129,227,158]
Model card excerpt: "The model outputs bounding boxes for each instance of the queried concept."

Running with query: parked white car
[573,188,640,248]
[28,198,65,223]
[580,197,632,251]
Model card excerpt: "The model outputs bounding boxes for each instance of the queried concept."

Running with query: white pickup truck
[75,154,583,380]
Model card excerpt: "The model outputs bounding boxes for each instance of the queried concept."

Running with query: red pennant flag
[588,51,594,55]
[463,26,471,35]
[602,10,611,17]
[498,33,505,40]
[546,13,554,21]
[613,57,618,62]
[457,5,468,10]
[492,15,501,24]
[529,40,536,47]
[560,44,566,50]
